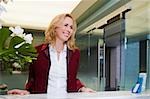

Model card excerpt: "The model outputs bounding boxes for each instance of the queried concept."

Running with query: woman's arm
[7,89,30,95]
[76,79,96,92]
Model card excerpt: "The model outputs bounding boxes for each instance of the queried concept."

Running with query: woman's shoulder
[70,48,80,55]
[35,43,48,52]
[74,48,80,52]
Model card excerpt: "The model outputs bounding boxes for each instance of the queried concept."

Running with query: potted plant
[0,26,37,72]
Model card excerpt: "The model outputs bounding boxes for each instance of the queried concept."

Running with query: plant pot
[0,84,8,95]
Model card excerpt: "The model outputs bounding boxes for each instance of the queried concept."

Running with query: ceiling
[0,0,99,31]
[0,0,82,30]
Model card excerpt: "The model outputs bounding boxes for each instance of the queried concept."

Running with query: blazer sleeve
[25,44,42,92]
[76,79,85,91]
[25,62,35,92]
[75,49,85,91]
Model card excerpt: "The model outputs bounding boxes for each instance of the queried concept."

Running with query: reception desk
[0,91,150,99]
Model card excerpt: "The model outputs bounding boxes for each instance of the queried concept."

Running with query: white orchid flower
[9,26,34,49]
[14,33,33,49]
[24,34,33,44]
[9,26,24,38]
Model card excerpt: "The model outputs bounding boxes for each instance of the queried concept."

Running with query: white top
[47,44,67,94]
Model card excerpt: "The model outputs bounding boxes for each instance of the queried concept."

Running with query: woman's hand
[7,89,30,95]
[79,87,96,93]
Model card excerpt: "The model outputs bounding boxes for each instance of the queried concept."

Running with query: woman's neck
[53,41,64,60]
[54,41,64,53]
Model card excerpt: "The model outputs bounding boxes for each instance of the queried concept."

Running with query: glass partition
[76,30,103,91]
[147,40,150,89]
[122,0,150,90]
[77,0,150,92]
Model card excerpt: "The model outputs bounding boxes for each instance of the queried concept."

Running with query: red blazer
[25,44,84,94]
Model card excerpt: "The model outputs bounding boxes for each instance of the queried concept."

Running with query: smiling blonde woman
[7,13,95,95]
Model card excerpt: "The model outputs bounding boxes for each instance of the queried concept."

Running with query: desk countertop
[0,91,150,99]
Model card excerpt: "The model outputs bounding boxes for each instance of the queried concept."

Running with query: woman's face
[55,16,73,43]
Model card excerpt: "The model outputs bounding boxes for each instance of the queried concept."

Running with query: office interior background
[0,0,150,92]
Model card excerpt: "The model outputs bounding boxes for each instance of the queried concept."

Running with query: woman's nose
[66,26,71,32]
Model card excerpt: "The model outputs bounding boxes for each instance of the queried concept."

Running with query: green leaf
[17,43,37,57]
[9,36,25,49]
[0,28,11,52]
[0,49,14,56]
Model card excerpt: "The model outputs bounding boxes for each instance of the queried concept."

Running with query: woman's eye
[64,24,73,29]
[70,26,73,29]
[64,24,68,26]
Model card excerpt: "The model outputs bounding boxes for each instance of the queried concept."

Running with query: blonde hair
[45,13,78,50]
